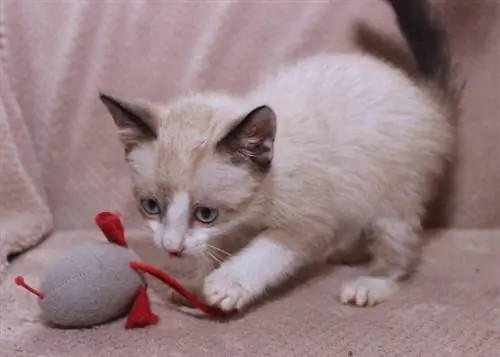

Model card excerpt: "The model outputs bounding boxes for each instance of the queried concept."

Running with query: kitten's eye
[193,206,219,224]
[140,198,161,215]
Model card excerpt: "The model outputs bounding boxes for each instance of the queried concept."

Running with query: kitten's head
[100,93,276,257]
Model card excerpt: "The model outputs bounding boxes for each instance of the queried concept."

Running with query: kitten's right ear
[99,93,158,152]
[217,105,277,171]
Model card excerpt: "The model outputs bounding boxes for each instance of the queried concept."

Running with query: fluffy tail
[386,0,460,105]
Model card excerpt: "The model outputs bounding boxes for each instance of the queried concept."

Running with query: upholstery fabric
[0,1,498,356]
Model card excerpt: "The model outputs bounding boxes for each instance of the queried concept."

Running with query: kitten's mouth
[167,250,184,258]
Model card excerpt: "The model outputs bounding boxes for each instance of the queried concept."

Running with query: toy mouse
[15,211,228,329]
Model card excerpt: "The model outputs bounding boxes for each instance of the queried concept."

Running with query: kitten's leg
[341,218,421,307]
[203,230,303,312]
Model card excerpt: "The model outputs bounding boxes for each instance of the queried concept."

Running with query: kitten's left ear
[99,93,158,153]
[217,105,277,171]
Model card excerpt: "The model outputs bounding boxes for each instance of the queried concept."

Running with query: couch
[1,1,499,356]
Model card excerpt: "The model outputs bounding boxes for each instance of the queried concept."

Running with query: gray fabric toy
[14,211,227,329]
[14,212,159,329]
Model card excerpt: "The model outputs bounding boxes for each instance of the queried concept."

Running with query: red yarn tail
[14,276,45,299]
[95,211,128,247]
[130,261,231,317]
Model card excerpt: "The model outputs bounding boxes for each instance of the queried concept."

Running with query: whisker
[206,248,226,263]
[201,252,217,274]
[206,251,222,264]
[200,253,211,270]
[207,244,233,258]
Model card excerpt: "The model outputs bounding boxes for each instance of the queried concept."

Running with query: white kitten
[101,0,458,312]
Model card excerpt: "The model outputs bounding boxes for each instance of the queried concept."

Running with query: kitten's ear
[217,105,277,170]
[99,93,158,152]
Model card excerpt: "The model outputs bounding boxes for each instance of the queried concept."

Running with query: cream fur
[118,52,453,312]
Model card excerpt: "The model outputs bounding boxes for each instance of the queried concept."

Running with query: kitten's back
[247,54,451,225]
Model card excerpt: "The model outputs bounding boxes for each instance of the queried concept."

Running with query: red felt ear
[95,211,128,248]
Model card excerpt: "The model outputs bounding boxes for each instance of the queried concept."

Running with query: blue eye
[140,198,161,215]
[193,206,219,224]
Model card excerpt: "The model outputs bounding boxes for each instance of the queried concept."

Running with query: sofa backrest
[4,0,499,229]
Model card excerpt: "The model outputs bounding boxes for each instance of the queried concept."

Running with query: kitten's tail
[386,0,461,107]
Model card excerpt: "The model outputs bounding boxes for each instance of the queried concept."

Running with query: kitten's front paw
[203,269,253,312]
[340,276,397,307]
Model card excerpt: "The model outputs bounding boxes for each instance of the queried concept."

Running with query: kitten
[100,0,458,312]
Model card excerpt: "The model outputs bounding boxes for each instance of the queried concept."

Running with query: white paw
[340,276,397,307]
[203,269,253,312]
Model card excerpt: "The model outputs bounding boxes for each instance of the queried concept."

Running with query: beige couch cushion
[1,1,499,355]
[0,65,53,280]
[1,229,499,356]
